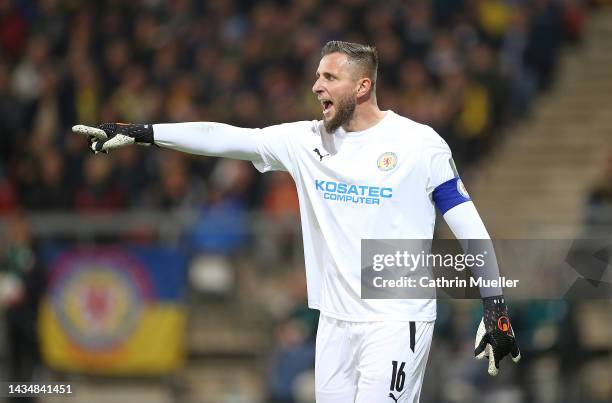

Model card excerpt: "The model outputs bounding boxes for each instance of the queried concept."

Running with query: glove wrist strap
[482,295,505,308]
[128,124,154,144]
[482,295,510,332]
[98,123,154,144]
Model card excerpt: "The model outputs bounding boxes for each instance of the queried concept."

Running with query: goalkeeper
[74,41,519,402]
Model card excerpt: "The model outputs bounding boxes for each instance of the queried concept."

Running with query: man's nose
[312,79,322,94]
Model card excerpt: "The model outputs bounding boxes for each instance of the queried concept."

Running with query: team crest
[457,179,469,198]
[377,152,397,171]
[50,249,153,350]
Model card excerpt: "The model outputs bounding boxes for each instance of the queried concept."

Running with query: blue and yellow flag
[39,246,187,375]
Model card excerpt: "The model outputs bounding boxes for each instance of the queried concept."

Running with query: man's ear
[356,78,373,98]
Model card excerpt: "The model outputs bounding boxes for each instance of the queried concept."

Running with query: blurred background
[0,0,611,402]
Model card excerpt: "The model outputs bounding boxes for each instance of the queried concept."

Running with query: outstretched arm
[153,122,261,161]
[73,122,262,161]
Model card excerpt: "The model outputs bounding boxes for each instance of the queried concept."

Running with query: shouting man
[74,41,520,402]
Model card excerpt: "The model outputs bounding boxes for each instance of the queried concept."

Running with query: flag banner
[39,246,187,375]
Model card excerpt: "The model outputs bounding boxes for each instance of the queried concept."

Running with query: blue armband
[432,177,471,214]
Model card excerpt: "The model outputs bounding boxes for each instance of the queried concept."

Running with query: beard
[324,93,356,133]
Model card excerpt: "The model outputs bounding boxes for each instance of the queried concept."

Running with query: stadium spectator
[0,0,28,60]
[0,213,45,401]
[73,155,127,213]
[21,147,71,210]
[584,153,612,233]
[266,270,317,403]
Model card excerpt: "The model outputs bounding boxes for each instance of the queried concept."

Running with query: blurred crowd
[2,1,608,403]
[0,0,587,217]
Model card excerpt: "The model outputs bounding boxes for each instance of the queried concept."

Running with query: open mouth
[321,100,333,115]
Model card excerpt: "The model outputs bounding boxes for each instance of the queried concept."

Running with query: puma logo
[313,148,330,161]
[389,389,407,402]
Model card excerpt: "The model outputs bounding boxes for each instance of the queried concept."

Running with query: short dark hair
[321,41,378,91]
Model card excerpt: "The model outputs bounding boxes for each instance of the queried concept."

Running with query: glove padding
[72,123,154,154]
[474,296,521,376]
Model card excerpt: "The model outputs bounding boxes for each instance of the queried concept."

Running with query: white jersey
[251,111,455,322]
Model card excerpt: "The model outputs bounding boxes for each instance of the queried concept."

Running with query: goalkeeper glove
[72,123,154,154]
[474,295,521,376]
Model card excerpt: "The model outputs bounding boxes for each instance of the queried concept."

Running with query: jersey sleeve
[422,128,471,214]
[252,121,314,175]
[154,120,312,176]
[153,122,261,160]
